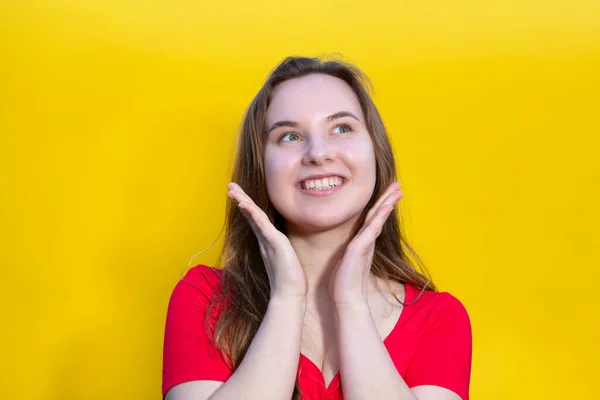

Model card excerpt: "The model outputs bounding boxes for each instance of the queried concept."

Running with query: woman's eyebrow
[326,111,360,122]
[267,120,297,134]
[267,111,360,134]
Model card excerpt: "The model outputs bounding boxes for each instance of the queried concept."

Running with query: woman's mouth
[298,176,346,196]
[301,176,344,190]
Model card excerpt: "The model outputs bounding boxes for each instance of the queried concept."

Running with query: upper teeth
[302,177,343,190]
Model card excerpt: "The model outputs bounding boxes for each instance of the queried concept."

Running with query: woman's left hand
[329,182,404,306]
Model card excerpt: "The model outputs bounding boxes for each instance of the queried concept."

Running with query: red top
[162,265,472,399]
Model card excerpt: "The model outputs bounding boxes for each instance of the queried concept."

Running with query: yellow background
[1,0,599,398]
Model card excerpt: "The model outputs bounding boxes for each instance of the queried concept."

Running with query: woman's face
[264,73,377,232]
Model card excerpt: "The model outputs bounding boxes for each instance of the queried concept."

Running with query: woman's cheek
[265,148,297,176]
[264,149,300,200]
[341,138,376,169]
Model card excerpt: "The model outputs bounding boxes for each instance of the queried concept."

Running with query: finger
[227,187,248,207]
[356,201,397,249]
[227,183,270,220]
[360,189,403,237]
[358,187,403,238]
[365,182,402,222]
[237,201,268,242]
[227,182,255,205]
[242,203,283,244]
[379,190,403,211]
[228,184,274,228]
[227,183,254,209]
[234,198,281,244]
[227,183,266,235]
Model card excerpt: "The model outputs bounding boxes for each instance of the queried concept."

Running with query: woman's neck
[286,217,363,299]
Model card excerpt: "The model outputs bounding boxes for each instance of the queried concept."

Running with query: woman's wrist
[334,299,371,321]
[268,294,308,314]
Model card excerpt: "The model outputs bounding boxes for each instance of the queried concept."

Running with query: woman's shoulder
[181,264,223,287]
[170,264,224,303]
[404,283,471,324]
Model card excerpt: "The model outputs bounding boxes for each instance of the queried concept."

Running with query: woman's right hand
[227,182,308,300]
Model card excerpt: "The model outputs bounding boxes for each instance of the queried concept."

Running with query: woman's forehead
[266,74,364,124]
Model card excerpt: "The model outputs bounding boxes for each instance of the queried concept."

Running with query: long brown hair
[206,55,436,399]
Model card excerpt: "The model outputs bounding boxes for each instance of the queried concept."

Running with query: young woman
[162,56,472,400]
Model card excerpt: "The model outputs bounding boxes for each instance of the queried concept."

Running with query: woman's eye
[280,132,301,143]
[332,124,352,134]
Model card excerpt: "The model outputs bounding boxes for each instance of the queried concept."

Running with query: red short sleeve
[162,265,233,398]
[404,293,473,400]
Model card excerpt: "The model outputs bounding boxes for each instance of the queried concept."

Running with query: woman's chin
[286,214,357,234]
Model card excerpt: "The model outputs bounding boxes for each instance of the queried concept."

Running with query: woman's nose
[302,138,335,166]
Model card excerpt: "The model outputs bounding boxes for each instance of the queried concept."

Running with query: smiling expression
[264,73,377,233]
